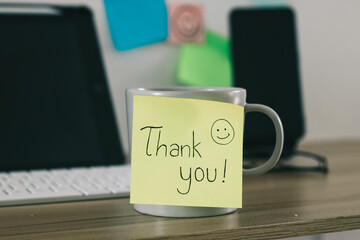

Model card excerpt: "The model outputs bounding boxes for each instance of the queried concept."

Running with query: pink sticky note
[167,3,205,44]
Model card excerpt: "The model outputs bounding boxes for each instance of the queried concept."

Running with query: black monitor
[230,8,304,158]
[0,5,125,170]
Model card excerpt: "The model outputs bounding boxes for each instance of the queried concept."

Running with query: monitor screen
[0,6,124,170]
[230,8,304,157]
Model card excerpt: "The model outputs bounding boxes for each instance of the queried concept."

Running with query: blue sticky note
[104,0,168,51]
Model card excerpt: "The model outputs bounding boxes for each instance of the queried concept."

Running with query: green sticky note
[177,31,233,87]
[130,96,243,208]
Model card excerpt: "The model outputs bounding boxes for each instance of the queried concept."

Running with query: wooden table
[1,140,359,240]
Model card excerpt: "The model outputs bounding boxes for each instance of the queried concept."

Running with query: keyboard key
[33,188,83,198]
[75,187,112,196]
[107,186,129,194]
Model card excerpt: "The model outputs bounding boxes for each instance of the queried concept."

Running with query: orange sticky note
[167,3,205,44]
[130,96,243,208]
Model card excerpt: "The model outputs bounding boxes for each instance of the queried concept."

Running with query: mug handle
[243,104,284,177]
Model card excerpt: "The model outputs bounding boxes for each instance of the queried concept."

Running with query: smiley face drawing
[211,119,235,145]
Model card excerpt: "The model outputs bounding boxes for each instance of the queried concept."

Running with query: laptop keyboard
[0,165,130,206]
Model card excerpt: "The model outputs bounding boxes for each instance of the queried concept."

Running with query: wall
[2,0,360,155]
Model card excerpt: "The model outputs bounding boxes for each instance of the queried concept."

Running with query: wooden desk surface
[1,140,359,240]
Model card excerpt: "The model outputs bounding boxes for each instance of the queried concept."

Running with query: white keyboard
[0,165,130,206]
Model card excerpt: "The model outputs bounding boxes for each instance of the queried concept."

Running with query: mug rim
[127,86,246,93]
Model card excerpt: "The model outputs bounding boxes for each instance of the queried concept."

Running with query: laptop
[0,5,130,206]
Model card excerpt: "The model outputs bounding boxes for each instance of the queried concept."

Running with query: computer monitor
[230,8,304,158]
[0,5,125,170]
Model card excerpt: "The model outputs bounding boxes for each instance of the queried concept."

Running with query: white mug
[126,87,283,217]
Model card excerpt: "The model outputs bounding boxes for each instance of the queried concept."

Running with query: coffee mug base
[133,204,237,217]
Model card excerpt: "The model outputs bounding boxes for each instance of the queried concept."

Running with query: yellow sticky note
[130,96,243,208]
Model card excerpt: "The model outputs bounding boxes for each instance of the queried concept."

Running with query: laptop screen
[0,6,124,170]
